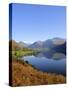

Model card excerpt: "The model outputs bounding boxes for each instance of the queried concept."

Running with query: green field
[11,47,40,59]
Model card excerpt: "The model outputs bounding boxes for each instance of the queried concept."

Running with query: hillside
[18,41,29,47]
[10,58,66,86]
[9,40,22,50]
[52,42,66,55]
[28,41,43,48]
[28,38,66,50]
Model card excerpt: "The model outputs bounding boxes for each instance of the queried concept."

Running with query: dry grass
[10,59,66,87]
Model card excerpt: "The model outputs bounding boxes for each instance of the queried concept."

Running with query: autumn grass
[10,58,66,87]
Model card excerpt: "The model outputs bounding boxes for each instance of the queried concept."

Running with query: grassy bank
[10,58,66,87]
[11,48,40,59]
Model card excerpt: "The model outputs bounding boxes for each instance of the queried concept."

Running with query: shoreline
[9,58,66,87]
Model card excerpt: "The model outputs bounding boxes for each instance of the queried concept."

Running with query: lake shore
[10,58,66,87]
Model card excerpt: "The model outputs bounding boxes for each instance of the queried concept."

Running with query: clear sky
[11,3,66,43]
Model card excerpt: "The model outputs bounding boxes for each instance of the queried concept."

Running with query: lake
[21,52,66,76]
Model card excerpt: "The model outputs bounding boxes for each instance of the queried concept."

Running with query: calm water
[21,53,66,76]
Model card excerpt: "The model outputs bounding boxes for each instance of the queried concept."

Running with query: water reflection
[35,52,66,60]
[21,52,66,75]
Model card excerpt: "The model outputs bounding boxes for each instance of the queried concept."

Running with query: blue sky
[11,3,66,43]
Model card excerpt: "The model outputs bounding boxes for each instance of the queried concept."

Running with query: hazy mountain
[52,41,66,55]
[10,38,66,55]
[28,38,66,49]
[18,41,29,47]
[52,38,65,45]
[28,41,43,48]
[28,38,66,55]
[43,39,53,48]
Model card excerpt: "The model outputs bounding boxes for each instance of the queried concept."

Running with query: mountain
[9,40,19,50]
[9,40,25,50]
[10,38,66,49]
[28,38,66,49]
[28,38,66,56]
[18,41,29,47]
[43,38,65,48]
[10,38,66,55]
[28,41,43,48]
[52,38,65,45]
[52,41,66,55]
[43,39,53,48]
[41,41,66,59]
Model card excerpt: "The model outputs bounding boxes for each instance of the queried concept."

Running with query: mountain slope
[18,41,28,47]
[28,41,43,48]
[28,38,66,49]
[11,58,66,86]
[52,42,66,55]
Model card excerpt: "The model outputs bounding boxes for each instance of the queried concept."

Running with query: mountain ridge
[10,38,66,50]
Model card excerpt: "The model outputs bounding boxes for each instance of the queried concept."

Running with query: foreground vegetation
[12,48,40,59]
[11,58,66,86]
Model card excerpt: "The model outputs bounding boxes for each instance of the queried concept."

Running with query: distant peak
[52,37,65,40]
[52,38,65,45]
